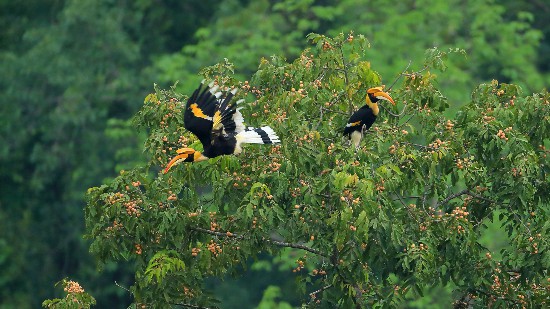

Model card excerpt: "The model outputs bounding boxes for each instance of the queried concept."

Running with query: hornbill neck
[366,95,379,116]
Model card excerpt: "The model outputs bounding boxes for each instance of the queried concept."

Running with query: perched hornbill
[164,81,280,173]
[343,86,395,148]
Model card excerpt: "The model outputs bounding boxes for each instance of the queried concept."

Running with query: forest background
[0,0,549,308]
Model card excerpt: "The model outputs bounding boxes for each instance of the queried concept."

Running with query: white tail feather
[209,85,219,94]
[236,126,280,145]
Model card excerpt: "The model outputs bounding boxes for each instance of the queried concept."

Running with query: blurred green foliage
[1,0,549,307]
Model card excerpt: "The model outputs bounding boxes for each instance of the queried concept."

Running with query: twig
[403,65,429,77]
[386,60,412,91]
[397,110,417,128]
[190,227,245,239]
[268,239,328,257]
[436,189,469,208]
[114,281,131,294]
[465,190,496,204]
[379,102,408,117]
[394,192,421,224]
[171,303,211,309]
[309,284,333,299]
[315,106,324,131]
[308,284,334,305]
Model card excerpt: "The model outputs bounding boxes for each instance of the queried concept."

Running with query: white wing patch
[233,108,245,133]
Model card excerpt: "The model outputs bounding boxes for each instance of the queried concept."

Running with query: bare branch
[114,281,131,294]
[379,102,408,117]
[395,109,418,129]
[387,60,411,91]
[403,65,429,76]
[309,284,333,299]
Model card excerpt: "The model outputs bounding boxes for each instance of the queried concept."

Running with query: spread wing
[211,88,246,139]
[184,81,221,147]
[343,106,376,136]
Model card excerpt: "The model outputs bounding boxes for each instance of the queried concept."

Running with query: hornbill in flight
[164,81,280,173]
[343,86,395,148]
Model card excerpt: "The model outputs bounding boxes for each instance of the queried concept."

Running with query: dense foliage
[84,33,549,308]
[2,0,549,307]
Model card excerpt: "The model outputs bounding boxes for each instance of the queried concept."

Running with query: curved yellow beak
[373,90,395,105]
[163,148,196,174]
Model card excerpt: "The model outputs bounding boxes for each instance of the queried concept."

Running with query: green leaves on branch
[42,279,96,309]
[84,32,550,308]
[144,250,185,285]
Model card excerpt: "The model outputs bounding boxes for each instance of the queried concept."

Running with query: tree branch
[190,227,328,257]
[437,189,469,207]
[393,192,421,224]
[309,284,333,300]
[387,60,411,91]
[114,281,131,294]
[171,303,211,309]
[190,227,245,239]
[268,239,328,257]
[437,189,496,208]
[379,101,408,118]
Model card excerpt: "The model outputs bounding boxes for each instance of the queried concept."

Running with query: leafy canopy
[85,32,549,308]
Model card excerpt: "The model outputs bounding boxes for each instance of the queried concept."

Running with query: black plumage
[343,87,395,148]
[343,105,377,137]
[164,81,280,173]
